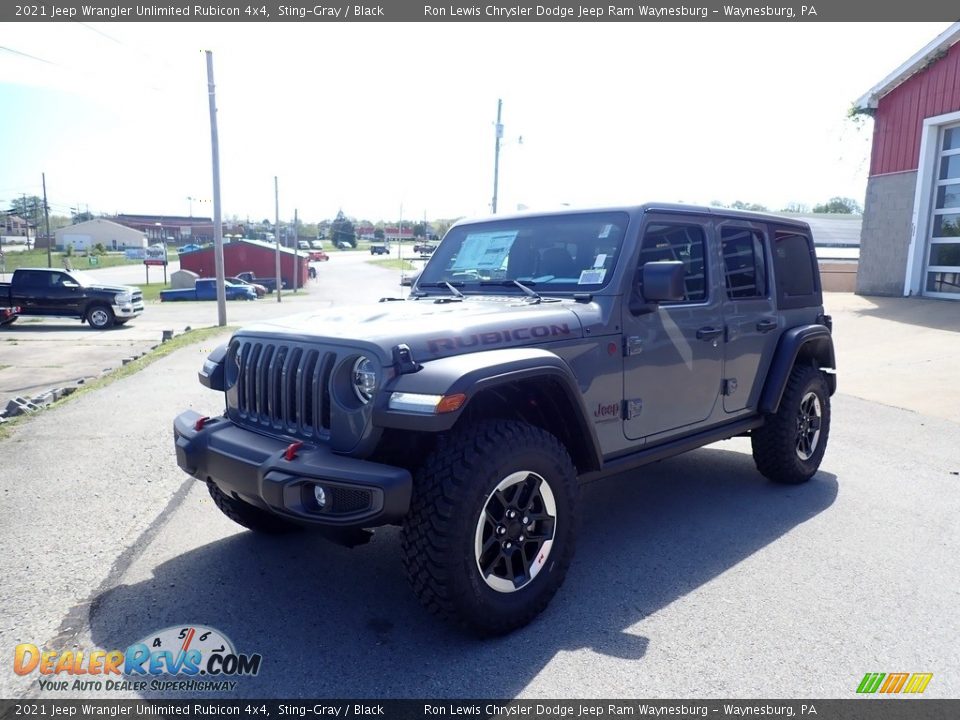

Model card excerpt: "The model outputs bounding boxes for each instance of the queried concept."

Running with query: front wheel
[752,364,831,484]
[401,420,579,636]
[86,305,114,329]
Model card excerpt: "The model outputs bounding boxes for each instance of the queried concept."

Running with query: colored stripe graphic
[857,673,886,693]
[857,672,933,694]
[880,673,909,693]
[903,673,933,694]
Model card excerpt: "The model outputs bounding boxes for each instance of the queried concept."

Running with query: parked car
[0,305,20,326]
[0,268,142,329]
[310,241,325,251]
[312,250,329,262]
[178,244,203,254]
[160,279,256,302]
[413,242,438,255]
[226,276,267,298]
[336,241,352,250]
[370,242,390,255]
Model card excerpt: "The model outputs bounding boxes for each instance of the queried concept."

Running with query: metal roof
[854,22,960,111]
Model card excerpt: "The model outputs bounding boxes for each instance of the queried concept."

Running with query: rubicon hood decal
[236,298,586,361]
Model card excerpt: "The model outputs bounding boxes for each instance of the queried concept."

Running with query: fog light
[313,484,327,509]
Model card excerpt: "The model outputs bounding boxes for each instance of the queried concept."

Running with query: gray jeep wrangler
[173,204,836,636]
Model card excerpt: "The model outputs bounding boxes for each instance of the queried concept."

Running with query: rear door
[717,221,778,413]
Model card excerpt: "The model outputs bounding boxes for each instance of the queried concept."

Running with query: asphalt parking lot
[0,266,957,700]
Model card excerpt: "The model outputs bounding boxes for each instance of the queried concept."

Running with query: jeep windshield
[417,211,629,294]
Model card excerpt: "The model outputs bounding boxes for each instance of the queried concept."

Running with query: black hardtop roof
[457,203,812,230]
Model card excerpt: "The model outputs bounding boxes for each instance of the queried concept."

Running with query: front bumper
[173,410,411,528]
[113,301,144,318]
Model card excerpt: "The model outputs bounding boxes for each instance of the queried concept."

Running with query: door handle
[756,319,778,333]
[696,327,723,341]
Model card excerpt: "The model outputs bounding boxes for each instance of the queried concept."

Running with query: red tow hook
[284,441,304,462]
[194,416,212,431]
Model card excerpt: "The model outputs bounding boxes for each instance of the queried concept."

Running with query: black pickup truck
[0,268,143,329]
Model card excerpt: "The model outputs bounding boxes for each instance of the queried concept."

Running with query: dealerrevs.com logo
[14,625,262,693]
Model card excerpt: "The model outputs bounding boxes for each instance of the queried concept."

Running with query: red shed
[855,22,960,299]
[179,239,309,288]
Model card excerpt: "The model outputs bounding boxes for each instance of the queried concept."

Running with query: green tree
[412,222,427,239]
[812,197,862,214]
[373,228,385,240]
[730,200,768,212]
[329,210,356,248]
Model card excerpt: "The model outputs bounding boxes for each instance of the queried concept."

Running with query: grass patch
[139,284,170,302]
[0,249,179,274]
[367,258,416,271]
[0,324,235,441]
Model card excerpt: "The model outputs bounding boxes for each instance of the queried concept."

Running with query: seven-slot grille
[230,339,337,439]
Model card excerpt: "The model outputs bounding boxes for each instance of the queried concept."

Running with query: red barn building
[179,239,308,288]
[854,22,960,299]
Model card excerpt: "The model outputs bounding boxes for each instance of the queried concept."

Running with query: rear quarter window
[772,228,821,309]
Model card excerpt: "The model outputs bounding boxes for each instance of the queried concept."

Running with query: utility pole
[206,50,227,327]
[22,193,31,250]
[492,98,503,214]
[274,176,281,303]
[293,208,299,293]
[42,173,51,268]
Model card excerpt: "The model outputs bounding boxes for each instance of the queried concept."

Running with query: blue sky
[0,21,954,224]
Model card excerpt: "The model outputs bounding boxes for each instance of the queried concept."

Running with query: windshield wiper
[479,279,542,302]
[418,281,465,298]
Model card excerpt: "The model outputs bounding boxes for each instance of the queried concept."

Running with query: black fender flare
[759,324,836,414]
[374,347,603,471]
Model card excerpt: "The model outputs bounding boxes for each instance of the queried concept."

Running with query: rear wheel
[752,364,831,484]
[401,420,579,636]
[86,305,114,330]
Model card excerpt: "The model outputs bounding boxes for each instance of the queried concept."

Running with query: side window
[638,223,707,302]
[774,231,816,294]
[721,228,767,299]
[772,229,821,309]
[16,270,44,288]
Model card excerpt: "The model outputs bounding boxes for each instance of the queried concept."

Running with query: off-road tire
[400,420,579,636]
[752,364,831,484]
[206,480,301,534]
[86,304,114,330]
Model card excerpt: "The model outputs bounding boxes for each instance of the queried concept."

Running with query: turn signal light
[436,393,467,414]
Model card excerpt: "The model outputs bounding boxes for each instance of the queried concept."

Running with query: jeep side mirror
[641,261,686,303]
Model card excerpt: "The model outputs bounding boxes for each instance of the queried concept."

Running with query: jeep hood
[235,298,586,361]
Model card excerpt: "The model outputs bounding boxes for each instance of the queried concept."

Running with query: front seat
[537,246,578,278]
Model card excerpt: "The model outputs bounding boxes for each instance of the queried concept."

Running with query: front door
[622,214,723,441]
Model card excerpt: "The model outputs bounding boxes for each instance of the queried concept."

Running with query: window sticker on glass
[578,268,606,284]
[451,231,518,271]
[593,253,607,268]
[598,224,613,239]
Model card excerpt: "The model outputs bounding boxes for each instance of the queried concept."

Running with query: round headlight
[352,356,377,403]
